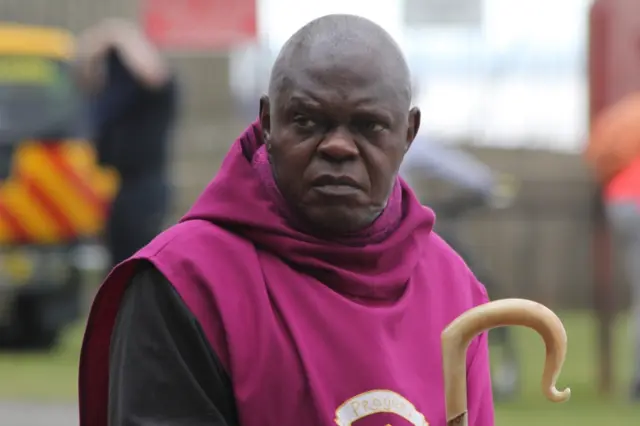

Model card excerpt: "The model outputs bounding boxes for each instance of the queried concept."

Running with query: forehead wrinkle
[281,71,404,118]
[271,52,410,113]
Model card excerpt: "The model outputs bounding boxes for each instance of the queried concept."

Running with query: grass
[494,312,639,425]
[0,323,84,401]
[0,312,638,425]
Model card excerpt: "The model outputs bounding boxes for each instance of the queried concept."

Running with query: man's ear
[405,107,421,152]
[259,95,271,141]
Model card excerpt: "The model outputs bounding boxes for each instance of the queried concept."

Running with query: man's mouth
[312,184,361,197]
[312,174,361,188]
[310,175,363,197]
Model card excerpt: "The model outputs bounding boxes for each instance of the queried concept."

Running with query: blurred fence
[416,144,628,312]
[444,181,595,308]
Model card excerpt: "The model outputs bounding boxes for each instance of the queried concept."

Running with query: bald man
[80,15,494,426]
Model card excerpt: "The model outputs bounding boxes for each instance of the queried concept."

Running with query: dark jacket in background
[90,50,178,266]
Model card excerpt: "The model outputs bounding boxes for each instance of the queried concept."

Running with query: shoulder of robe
[146,219,251,254]
[133,219,266,368]
[142,219,261,289]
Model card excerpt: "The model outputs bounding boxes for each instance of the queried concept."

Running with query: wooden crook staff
[441,299,571,426]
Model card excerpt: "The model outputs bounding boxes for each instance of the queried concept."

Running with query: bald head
[268,14,412,107]
[258,14,420,234]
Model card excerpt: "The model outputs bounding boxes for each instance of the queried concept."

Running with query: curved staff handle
[441,298,571,426]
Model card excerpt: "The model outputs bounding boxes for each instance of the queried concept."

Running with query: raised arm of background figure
[108,20,170,89]
[75,22,114,91]
[79,18,170,90]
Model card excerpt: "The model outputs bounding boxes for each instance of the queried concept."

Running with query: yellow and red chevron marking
[0,140,119,245]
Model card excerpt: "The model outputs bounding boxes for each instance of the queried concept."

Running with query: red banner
[141,0,257,51]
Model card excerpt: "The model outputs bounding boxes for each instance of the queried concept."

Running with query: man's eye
[361,121,385,133]
[293,116,316,129]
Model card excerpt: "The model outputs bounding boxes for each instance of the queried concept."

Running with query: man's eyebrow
[287,94,319,104]
[282,95,322,110]
[354,108,394,119]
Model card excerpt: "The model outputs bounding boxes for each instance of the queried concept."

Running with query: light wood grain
[442,299,571,426]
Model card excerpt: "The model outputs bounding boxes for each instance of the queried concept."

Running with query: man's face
[259,54,420,233]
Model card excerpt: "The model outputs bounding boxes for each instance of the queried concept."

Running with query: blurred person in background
[400,133,521,400]
[75,19,178,268]
[585,92,640,400]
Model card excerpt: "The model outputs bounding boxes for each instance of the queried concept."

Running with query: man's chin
[301,206,375,236]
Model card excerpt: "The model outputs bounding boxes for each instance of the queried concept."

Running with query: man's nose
[317,130,359,161]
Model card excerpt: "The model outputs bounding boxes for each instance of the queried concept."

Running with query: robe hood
[181,121,435,300]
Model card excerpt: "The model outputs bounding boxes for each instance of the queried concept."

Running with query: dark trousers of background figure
[428,193,516,349]
[436,225,512,345]
[106,172,169,269]
[436,222,520,399]
[606,200,640,390]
